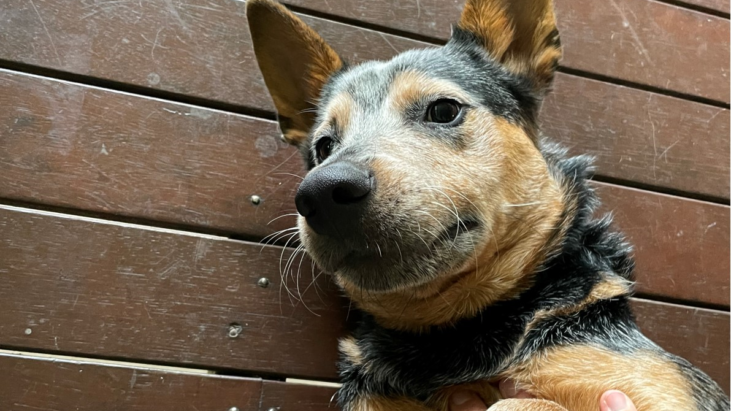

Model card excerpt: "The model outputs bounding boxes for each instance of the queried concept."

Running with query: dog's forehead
[324,48,459,109]
[320,44,527,122]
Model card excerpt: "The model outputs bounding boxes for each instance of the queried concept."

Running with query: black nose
[295,161,372,236]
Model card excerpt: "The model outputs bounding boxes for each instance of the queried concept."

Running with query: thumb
[600,390,637,411]
[450,390,488,411]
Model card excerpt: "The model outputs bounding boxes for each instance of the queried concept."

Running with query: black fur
[336,146,729,410]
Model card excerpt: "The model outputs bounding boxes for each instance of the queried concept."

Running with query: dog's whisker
[504,201,542,207]
[260,226,299,246]
[423,186,466,247]
[291,245,321,317]
[266,213,300,226]
[279,232,303,304]
[271,172,305,180]
[393,239,404,265]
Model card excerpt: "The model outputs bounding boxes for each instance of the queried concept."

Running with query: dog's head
[248,0,565,328]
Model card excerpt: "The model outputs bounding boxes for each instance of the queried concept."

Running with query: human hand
[449,382,637,411]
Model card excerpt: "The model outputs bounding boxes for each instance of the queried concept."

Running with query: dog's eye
[426,99,462,124]
[315,137,334,162]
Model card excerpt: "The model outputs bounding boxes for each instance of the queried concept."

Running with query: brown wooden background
[0,0,728,408]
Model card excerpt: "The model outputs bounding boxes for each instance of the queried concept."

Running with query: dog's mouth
[304,214,483,292]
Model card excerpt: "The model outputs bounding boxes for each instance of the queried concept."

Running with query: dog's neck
[338,140,575,332]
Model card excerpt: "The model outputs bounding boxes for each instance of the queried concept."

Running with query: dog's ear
[457,0,561,93]
[247,0,343,145]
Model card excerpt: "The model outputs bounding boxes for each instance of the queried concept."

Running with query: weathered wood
[0,206,727,387]
[262,381,339,410]
[0,352,341,410]
[0,206,346,380]
[0,71,727,306]
[283,0,730,102]
[680,0,731,15]
[632,300,730,394]
[0,352,263,411]
[0,70,304,237]
[5,0,724,101]
[2,14,728,201]
[545,74,729,200]
[596,183,730,307]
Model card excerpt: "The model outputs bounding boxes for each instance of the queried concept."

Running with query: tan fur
[429,380,502,409]
[459,0,561,92]
[349,381,501,411]
[389,71,474,114]
[312,92,355,138]
[525,275,633,334]
[247,0,342,144]
[350,396,432,411]
[488,399,569,411]
[503,345,698,411]
[339,336,364,367]
[337,109,566,331]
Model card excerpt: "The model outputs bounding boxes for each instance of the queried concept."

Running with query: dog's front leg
[487,399,569,411]
[344,396,434,411]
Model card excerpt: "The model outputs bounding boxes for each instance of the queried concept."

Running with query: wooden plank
[0,206,727,387]
[553,0,729,103]
[0,206,347,380]
[282,0,730,102]
[262,381,339,410]
[680,0,731,15]
[2,0,726,102]
[0,0,418,111]
[596,183,730,307]
[632,300,730,394]
[0,71,727,306]
[0,352,263,411]
[1,14,727,201]
[544,74,729,200]
[0,70,304,237]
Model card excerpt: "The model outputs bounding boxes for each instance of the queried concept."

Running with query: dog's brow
[388,71,474,111]
[314,92,356,136]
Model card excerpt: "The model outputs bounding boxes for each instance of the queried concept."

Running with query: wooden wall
[0,0,728,406]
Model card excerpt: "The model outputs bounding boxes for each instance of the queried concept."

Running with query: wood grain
[282,0,730,102]
[1,71,727,306]
[0,70,305,237]
[596,183,730,307]
[0,206,347,380]
[632,300,730,394]
[262,381,340,410]
[545,74,729,200]
[679,0,731,14]
[0,352,341,411]
[1,0,727,103]
[2,15,727,201]
[0,352,263,411]
[0,206,727,388]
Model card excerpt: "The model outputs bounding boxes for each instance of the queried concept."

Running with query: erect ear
[457,0,561,94]
[246,0,343,145]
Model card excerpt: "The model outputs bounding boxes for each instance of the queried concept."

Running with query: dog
[245,0,730,410]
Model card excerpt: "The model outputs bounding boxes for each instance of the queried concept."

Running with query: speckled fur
[246,0,730,409]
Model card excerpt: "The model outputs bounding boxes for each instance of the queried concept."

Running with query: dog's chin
[303,219,483,293]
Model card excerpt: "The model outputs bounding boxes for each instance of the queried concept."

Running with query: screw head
[250,195,262,205]
[227,323,243,339]
[229,408,240,411]
[268,408,280,411]
[257,277,270,288]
